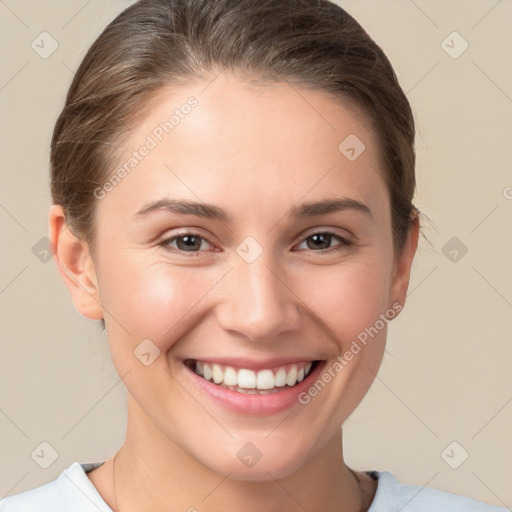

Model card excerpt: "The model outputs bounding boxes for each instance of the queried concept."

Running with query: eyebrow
[133,197,373,222]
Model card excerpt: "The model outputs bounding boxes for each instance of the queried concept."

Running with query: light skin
[49,71,419,512]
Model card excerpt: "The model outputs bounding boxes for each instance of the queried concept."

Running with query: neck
[111,395,362,512]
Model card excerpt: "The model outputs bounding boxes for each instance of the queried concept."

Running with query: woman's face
[58,72,417,480]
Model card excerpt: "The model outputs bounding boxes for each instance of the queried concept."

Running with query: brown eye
[297,231,352,253]
[160,232,215,254]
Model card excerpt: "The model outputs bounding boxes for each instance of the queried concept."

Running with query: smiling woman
[0,1,507,512]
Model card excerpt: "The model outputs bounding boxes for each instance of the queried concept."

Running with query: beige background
[1,0,511,507]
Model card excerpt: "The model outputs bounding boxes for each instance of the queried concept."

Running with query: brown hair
[50,0,419,328]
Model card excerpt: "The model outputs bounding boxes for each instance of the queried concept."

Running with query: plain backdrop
[0,0,511,507]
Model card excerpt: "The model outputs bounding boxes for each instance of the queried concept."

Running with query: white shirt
[0,461,507,511]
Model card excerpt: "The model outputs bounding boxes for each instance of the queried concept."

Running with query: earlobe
[389,212,420,312]
[48,205,104,321]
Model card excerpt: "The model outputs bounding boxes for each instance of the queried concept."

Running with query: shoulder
[0,461,110,512]
[369,470,509,512]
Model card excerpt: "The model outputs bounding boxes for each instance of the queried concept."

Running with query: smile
[182,358,326,415]
[185,360,319,395]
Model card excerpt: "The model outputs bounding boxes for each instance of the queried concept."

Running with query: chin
[202,444,310,482]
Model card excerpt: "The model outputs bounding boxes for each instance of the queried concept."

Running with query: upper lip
[184,357,320,371]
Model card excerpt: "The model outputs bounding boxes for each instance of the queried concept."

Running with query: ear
[388,211,420,311]
[48,205,103,321]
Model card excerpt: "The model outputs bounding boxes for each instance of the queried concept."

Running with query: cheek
[298,258,393,347]
[102,260,218,352]
[122,264,215,346]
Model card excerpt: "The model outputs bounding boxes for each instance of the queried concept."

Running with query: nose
[216,252,302,343]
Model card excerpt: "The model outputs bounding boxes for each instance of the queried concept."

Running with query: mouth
[183,359,321,395]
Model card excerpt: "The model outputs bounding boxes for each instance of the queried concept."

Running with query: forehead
[101,72,388,221]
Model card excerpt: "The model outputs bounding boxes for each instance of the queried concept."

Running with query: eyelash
[158,230,353,256]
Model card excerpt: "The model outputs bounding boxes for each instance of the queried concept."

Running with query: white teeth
[286,366,298,386]
[274,367,287,387]
[212,364,223,384]
[256,369,275,390]
[237,369,256,389]
[203,364,212,381]
[223,366,238,386]
[193,360,316,391]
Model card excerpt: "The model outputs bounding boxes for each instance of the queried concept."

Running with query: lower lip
[182,360,326,416]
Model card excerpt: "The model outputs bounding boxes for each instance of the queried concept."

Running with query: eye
[295,231,353,254]
[159,231,215,255]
